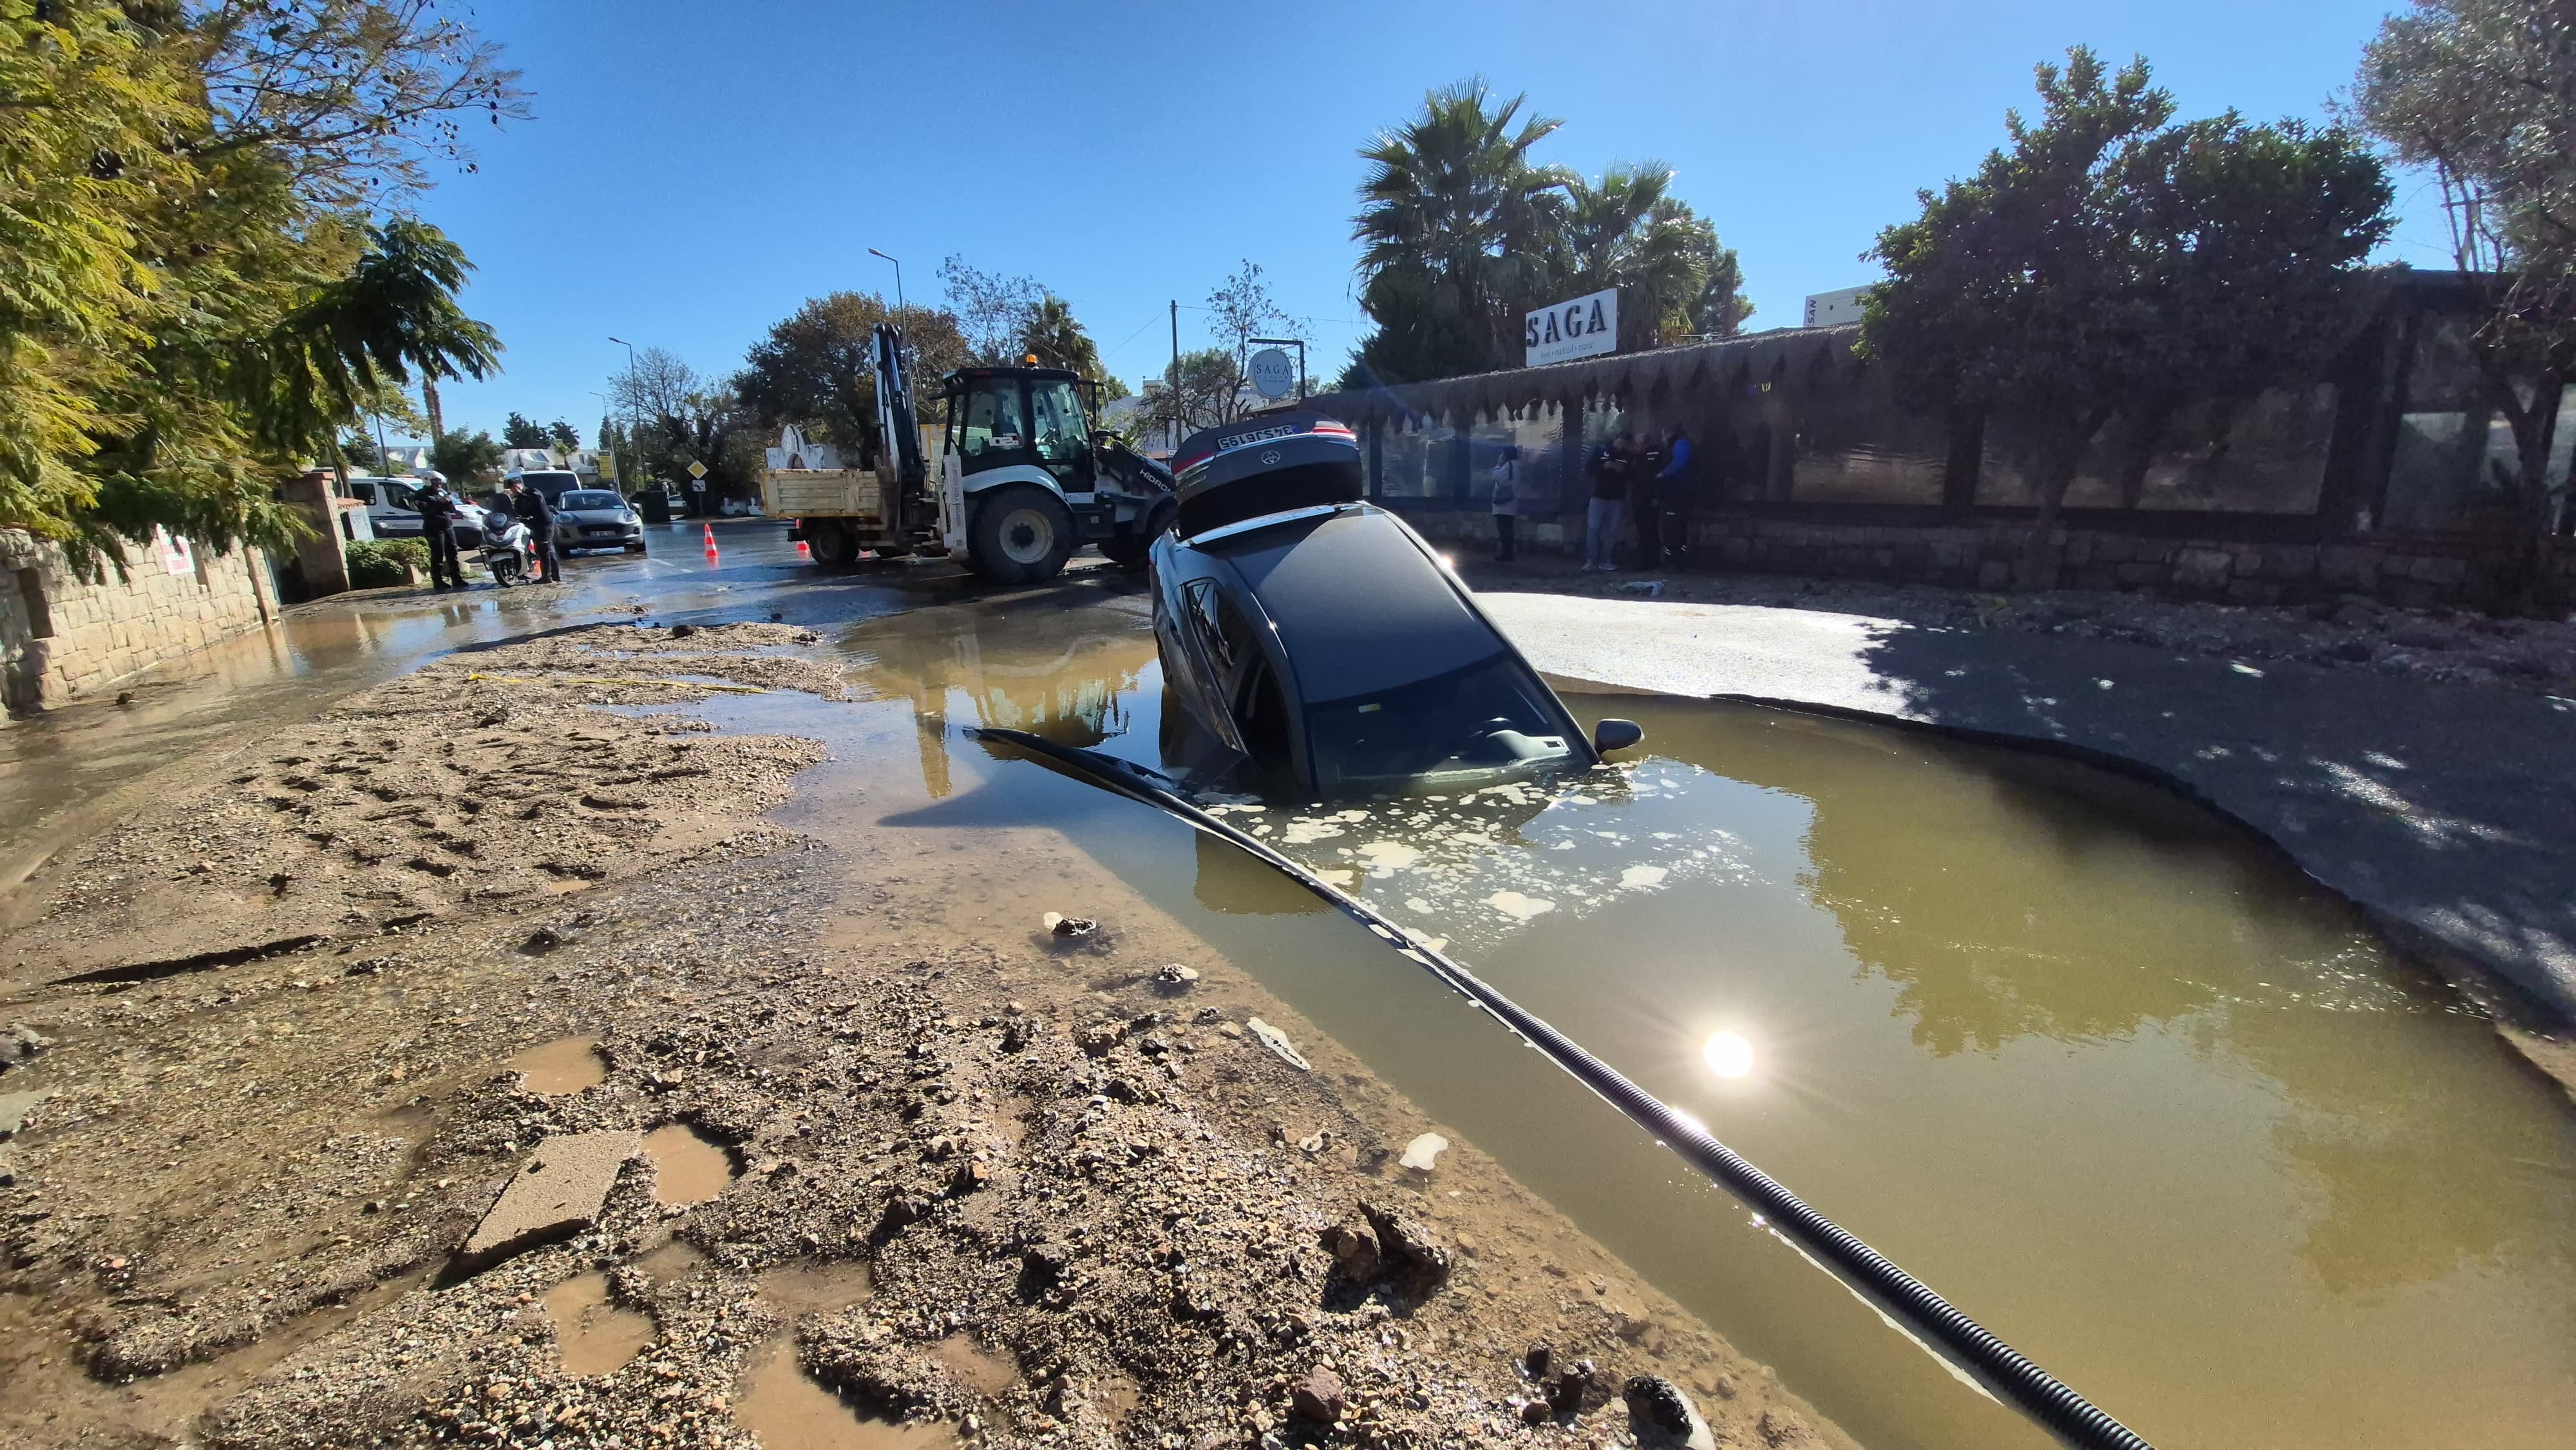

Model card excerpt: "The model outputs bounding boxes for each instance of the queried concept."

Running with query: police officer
[505,478,562,583]
[416,478,466,588]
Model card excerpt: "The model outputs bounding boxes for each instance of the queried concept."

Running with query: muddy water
[507,1035,605,1094]
[542,1271,656,1375]
[750,592,2576,1450]
[735,1335,959,1450]
[642,1124,735,1205]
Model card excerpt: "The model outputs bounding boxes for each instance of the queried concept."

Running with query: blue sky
[413,0,2447,444]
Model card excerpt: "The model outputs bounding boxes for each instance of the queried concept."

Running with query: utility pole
[1168,299,1180,453]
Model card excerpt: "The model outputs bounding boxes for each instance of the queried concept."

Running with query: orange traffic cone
[795,538,810,556]
[701,523,715,547]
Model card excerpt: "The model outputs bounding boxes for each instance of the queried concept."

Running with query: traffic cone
[795,538,810,557]
[701,523,715,547]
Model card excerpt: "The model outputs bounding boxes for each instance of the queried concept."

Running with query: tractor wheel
[806,519,858,568]
[968,485,1074,583]
[1097,498,1178,567]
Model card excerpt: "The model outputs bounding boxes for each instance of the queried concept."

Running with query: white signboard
[1524,287,1620,367]
[1247,347,1296,400]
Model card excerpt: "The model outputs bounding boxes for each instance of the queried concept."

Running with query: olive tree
[2354,0,2576,540]
[1863,49,2389,579]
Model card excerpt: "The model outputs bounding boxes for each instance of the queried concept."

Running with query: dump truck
[763,325,1177,583]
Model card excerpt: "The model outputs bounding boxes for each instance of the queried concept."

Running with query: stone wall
[1388,505,2575,612]
[1,529,280,712]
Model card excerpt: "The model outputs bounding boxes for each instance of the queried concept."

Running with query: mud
[0,619,1844,1450]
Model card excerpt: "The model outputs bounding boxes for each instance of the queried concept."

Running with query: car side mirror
[1593,718,1643,755]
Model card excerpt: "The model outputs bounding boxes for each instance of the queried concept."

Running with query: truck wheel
[806,520,858,567]
[969,485,1074,583]
[1097,498,1177,567]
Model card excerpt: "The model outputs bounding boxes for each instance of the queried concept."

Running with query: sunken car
[1149,412,1641,799]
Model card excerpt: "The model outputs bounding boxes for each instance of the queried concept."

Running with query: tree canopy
[2353,0,2576,533]
[1861,48,2389,570]
[730,292,972,467]
[1345,79,1752,384]
[1,0,517,572]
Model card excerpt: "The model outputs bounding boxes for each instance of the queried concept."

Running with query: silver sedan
[551,490,646,554]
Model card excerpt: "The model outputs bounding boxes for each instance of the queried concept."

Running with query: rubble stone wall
[1,529,279,712]
[1391,505,2574,611]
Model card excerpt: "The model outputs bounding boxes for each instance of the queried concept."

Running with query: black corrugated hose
[969,728,2154,1450]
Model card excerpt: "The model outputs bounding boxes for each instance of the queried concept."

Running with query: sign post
[1523,287,1620,367]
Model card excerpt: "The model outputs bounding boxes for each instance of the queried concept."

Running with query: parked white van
[345,475,485,548]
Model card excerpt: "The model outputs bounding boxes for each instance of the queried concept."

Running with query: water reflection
[811,598,2575,1450]
[837,596,1157,798]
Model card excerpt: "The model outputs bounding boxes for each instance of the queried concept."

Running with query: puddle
[634,1238,707,1280]
[543,1271,656,1375]
[764,595,2576,1450]
[641,1124,735,1205]
[735,1335,959,1450]
[755,1260,875,1317]
[931,1333,1017,1397]
[507,1035,605,1094]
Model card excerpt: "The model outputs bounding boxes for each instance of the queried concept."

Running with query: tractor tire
[967,485,1074,583]
[806,519,858,568]
[870,543,913,559]
[1097,498,1178,567]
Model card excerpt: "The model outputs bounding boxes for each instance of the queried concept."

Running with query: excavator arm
[873,323,928,537]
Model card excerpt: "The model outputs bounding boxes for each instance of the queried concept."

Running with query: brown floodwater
[735,1335,959,1450]
[507,1035,606,1095]
[641,1124,735,1206]
[542,1271,656,1376]
[730,590,2576,1450]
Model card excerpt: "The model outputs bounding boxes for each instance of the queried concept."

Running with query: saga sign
[1524,287,1619,367]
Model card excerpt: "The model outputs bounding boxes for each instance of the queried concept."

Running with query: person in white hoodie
[1490,444,1522,563]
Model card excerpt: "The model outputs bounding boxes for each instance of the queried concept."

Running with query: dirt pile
[0,621,1849,1450]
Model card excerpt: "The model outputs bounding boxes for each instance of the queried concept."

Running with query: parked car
[553,489,647,554]
[1149,412,1640,799]
[506,469,585,505]
[345,475,484,549]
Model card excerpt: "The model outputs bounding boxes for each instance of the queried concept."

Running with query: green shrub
[346,537,431,588]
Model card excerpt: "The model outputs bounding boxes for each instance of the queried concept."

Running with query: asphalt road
[1482,590,2576,1032]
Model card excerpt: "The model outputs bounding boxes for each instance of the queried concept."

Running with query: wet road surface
[8,533,2573,1448]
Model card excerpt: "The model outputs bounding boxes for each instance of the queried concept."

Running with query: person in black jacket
[505,478,561,583]
[416,479,466,588]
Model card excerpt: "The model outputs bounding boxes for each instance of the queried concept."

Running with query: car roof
[1198,507,1508,705]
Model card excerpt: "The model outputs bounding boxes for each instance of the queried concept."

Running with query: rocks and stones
[1075,1022,1124,1058]
[1398,1132,1448,1172]
[1291,1366,1347,1424]
[1151,963,1200,993]
[668,623,696,639]
[1523,1342,1553,1380]
[460,1130,640,1270]
[520,926,564,955]
[1244,1018,1310,1071]
[1,1023,48,1074]
[1544,1358,1611,1415]
[876,1191,933,1237]
[1320,1219,1382,1282]
[1043,912,1098,939]
[1625,1375,1717,1449]
[1,1088,53,1142]
[1361,1201,1451,1295]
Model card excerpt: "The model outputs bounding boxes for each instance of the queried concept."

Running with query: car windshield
[560,491,621,510]
[1302,652,1574,793]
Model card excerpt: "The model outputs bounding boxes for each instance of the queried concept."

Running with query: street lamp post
[867,249,904,311]
[607,336,642,491]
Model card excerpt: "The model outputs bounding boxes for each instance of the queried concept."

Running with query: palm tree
[1354,80,1573,373]
[1016,294,1103,377]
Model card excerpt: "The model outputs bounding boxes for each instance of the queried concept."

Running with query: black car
[1149,412,1640,799]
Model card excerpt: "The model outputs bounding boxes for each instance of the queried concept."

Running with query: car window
[349,481,376,504]
[1303,653,1571,792]
[383,483,420,511]
[1030,380,1088,461]
[560,491,620,509]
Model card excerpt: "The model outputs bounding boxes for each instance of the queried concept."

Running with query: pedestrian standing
[1584,433,1631,572]
[507,478,562,583]
[1631,434,1666,567]
[1651,424,1696,568]
[1490,445,1522,563]
[416,478,466,589]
